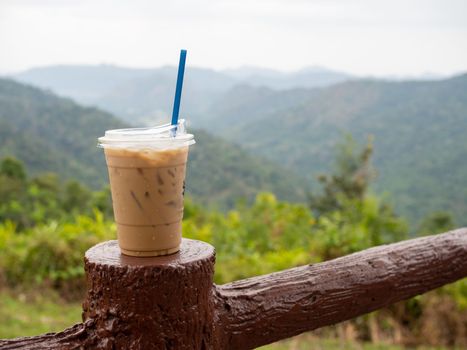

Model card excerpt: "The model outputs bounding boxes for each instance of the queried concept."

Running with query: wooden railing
[1,228,466,349]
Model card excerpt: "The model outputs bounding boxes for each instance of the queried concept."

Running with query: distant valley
[9,65,467,226]
[201,75,467,225]
[0,78,307,209]
[14,64,352,126]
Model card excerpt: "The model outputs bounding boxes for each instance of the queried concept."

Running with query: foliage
[307,136,407,259]
[0,157,26,181]
[0,134,465,346]
[198,75,467,226]
[0,212,114,289]
[417,211,456,236]
[309,135,375,216]
[0,78,307,209]
[184,193,315,283]
[311,196,407,260]
[186,130,307,209]
[0,158,112,229]
[0,175,407,289]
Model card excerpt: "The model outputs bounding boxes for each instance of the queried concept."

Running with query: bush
[0,211,114,289]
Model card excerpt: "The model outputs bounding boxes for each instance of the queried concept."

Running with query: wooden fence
[1,228,466,349]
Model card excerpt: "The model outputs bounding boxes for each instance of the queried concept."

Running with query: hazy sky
[1,0,466,76]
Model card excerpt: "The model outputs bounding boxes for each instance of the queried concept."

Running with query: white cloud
[0,0,466,75]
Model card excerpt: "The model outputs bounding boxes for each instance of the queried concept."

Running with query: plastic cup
[98,120,195,257]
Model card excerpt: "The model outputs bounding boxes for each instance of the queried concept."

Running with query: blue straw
[171,49,187,132]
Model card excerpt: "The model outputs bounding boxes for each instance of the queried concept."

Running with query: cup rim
[98,119,194,148]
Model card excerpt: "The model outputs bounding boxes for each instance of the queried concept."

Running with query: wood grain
[1,229,466,350]
[214,228,467,349]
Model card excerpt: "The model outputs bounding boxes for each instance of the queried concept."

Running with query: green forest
[198,74,467,225]
[0,78,306,209]
[12,69,467,226]
[1,74,466,348]
[0,137,465,347]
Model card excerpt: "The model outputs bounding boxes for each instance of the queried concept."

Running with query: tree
[309,135,375,216]
[0,157,26,181]
[91,186,113,218]
[0,157,28,225]
[62,180,92,213]
[417,211,455,236]
[308,135,407,260]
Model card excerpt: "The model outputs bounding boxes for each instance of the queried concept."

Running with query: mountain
[223,65,352,90]
[13,65,350,126]
[222,66,283,80]
[95,66,237,126]
[11,65,467,225]
[14,65,238,126]
[0,79,121,188]
[197,75,467,225]
[0,78,307,208]
[14,64,155,103]
[187,130,307,208]
[195,85,316,131]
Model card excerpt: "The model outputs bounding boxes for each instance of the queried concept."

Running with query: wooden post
[1,229,466,350]
[82,239,217,349]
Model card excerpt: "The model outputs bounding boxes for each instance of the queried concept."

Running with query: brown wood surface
[0,239,218,350]
[1,229,466,350]
[215,228,467,349]
[0,323,88,350]
[81,239,217,349]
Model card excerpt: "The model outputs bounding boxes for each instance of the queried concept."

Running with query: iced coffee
[98,120,194,256]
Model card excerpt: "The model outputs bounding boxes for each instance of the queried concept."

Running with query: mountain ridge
[0,78,307,208]
[9,67,467,225]
[13,64,352,125]
[198,74,467,225]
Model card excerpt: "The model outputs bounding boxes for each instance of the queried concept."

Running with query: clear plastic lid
[97,119,195,149]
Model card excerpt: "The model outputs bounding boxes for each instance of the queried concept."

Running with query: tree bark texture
[1,229,466,350]
[0,239,217,350]
[215,228,467,349]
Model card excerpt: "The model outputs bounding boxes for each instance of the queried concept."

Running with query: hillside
[223,65,352,89]
[14,65,237,126]
[0,78,307,208]
[95,67,237,126]
[9,68,467,225]
[14,65,350,126]
[0,79,122,187]
[14,64,155,103]
[199,75,467,225]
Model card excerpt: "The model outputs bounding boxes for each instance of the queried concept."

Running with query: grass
[0,289,455,349]
[259,335,452,350]
[0,290,82,339]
